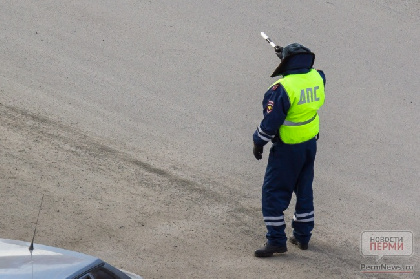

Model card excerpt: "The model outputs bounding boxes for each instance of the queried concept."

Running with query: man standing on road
[253,43,326,257]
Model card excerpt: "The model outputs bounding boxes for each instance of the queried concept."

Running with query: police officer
[253,43,326,257]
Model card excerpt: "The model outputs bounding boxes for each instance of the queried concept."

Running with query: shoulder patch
[266,100,274,113]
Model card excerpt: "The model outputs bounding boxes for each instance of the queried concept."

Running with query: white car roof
[0,238,102,279]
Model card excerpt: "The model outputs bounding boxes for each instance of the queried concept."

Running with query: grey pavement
[1,1,419,278]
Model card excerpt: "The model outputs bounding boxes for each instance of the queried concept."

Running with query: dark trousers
[262,138,317,246]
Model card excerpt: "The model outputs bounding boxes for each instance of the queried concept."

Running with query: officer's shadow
[258,239,360,276]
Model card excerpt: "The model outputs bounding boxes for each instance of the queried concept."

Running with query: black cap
[271,43,315,77]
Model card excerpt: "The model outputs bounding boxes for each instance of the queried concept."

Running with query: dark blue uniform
[253,54,326,247]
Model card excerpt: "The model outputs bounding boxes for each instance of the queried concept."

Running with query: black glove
[253,143,263,160]
[275,46,284,60]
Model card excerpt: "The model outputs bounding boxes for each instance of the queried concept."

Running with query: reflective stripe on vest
[274,69,325,144]
[283,113,317,127]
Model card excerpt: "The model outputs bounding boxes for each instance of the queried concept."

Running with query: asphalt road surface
[1,1,419,278]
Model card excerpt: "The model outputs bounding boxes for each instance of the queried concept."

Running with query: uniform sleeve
[253,84,291,146]
[317,69,326,85]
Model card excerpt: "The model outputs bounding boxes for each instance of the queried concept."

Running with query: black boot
[254,243,287,257]
[289,236,308,250]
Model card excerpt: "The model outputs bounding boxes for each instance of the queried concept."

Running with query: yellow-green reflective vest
[272,69,325,144]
